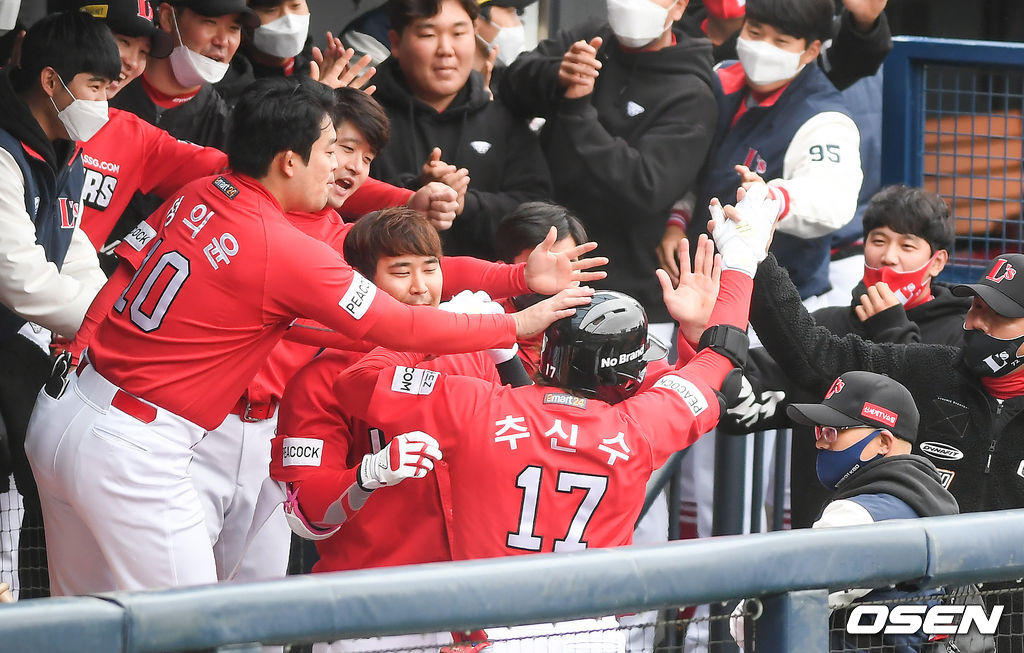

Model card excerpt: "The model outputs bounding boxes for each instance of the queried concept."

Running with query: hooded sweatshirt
[500,20,717,322]
[0,68,105,339]
[821,454,958,653]
[370,59,551,260]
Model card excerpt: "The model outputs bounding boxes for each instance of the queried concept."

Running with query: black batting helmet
[540,291,667,403]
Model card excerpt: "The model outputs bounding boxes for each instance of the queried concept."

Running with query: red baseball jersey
[271,349,501,571]
[328,270,753,560]
[79,108,227,249]
[331,348,729,560]
[85,173,517,429]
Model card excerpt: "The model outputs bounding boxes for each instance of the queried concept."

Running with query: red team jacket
[78,173,520,429]
[274,271,752,562]
[272,349,502,571]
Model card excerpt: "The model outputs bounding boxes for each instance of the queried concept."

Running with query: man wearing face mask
[681,0,862,308]
[499,0,717,335]
[0,10,119,598]
[720,185,972,528]
[472,0,533,95]
[782,371,959,653]
[111,0,257,148]
[214,0,314,108]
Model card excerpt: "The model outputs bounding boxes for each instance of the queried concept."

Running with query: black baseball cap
[786,371,920,443]
[75,0,174,58]
[164,0,260,29]
[951,253,1024,319]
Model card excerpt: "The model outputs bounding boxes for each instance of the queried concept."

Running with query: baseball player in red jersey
[305,187,781,650]
[271,207,532,574]
[25,77,601,596]
[192,89,544,585]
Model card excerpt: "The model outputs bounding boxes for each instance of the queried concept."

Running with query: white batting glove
[357,431,442,491]
[710,183,780,277]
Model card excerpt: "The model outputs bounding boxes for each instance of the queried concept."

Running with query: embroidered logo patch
[470,140,492,154]
[626,101,645,117]
[213,176,239,200]
[543,393,588,409]
[918,441,964,461]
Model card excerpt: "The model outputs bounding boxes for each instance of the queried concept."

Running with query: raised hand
[310,31,377,92]
[513,286,595,338]
[524,226,608,294]
[558,37,602,99]
[407,181,459,231]
[854,281,901,322]
[420,147,457,186]
[708,184,781,277]
[657,234,722,343]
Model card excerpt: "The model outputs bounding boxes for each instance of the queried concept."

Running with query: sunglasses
[814,425,866,443]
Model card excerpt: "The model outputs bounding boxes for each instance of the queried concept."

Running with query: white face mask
[736,36,806,86]
[50,75,109,142]
[606,0,675,50]
[253,12,310,59]
[167,9,230,87]
[477,23,526,67]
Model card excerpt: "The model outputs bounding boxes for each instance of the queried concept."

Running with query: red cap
[704,0,746,20]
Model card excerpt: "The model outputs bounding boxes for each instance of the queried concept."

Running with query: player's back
[89,174,350,429]
[436,384,658,561]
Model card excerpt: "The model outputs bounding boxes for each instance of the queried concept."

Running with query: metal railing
[2,510,1023,652]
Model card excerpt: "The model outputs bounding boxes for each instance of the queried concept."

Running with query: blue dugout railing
[2,510,1023,652]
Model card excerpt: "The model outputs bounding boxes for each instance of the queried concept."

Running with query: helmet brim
[643,334,669,362]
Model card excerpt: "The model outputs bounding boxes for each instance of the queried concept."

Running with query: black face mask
[962,329,1024,377]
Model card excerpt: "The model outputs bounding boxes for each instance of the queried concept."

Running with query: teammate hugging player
[277,185,783,650]
[25,76,600,596]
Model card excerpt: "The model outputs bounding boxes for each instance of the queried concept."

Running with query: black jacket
[214,38,314,110]
[499,20,717,322]
[748,254,1024,515]
[370,59,551,260]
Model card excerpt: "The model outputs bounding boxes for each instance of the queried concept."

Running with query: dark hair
[343,207,443,278]
[744,0,834,44]
[11,11,121,93]
[227,77,335,178]
[494,202,588,263]
[861,185,955,254]
[386,0,479,37]
[331,87,390,155]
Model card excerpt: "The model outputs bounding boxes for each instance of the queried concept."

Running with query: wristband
[697,325,749,368]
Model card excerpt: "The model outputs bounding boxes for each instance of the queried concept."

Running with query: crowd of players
[3,0,1024,651]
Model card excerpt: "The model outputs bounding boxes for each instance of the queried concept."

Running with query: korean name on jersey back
[653,375,708,416]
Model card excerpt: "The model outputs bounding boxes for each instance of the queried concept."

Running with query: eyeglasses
[814,425,865,443]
